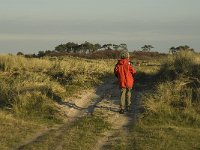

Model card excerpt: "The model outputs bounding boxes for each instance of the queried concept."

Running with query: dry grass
[0,111,45,150]
[0,55,115,149]
[0,55,115,120]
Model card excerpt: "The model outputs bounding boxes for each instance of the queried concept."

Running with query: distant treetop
[169,45,195,54]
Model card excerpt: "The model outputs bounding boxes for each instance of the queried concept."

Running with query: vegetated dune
[0,55,115,149]
[0,55,115,120]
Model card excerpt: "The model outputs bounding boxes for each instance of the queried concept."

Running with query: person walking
[114,51,136,114]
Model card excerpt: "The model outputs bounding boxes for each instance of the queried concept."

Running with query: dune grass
[0,55,115,149]
[0,55,115,121]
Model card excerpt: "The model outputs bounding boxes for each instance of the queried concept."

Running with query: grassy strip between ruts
[17,115,111,150]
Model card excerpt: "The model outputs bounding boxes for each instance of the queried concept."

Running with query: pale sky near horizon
[0,0,200,54]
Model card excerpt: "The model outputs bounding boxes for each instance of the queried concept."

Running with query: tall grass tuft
[143,81,200,126]
[0,78,16,108]
[13,92,60,121]
[141,51,200,127]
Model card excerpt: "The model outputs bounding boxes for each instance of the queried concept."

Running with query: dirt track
[16,77,143,150]
[92,79,143,150]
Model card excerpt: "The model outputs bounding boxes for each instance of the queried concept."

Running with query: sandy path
[92,79,143,150]
[16,77,144,150]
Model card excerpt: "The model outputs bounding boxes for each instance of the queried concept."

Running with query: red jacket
[114,58,136,88]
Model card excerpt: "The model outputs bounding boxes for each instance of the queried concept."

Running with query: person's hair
[120,51,129,59]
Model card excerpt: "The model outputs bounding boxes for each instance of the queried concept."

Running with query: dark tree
[38,51,45,58]
[169,46,176,54]
[141,45,154,52]
[17,52,24,56]
[94,43,101,52]
[65,42,79,53]
[120,43,128,50]
[55,44,66,52]
[113,44,120,50]
[169,45,195,54]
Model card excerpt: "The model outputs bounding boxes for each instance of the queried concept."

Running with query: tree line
[16,42,196,58]
[54,41,127,53]
[17,41,128,57]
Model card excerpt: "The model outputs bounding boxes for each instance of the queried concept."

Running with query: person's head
[120,51,129,59]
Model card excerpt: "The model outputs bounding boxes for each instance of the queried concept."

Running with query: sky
[0,0,200,54]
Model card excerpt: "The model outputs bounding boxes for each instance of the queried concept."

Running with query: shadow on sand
[57,71,157,116]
